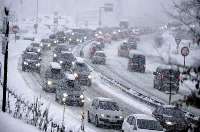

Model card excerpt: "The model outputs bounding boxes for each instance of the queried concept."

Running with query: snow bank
[0,112,40,132]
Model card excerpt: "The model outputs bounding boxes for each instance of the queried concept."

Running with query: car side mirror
[153,72,157,75]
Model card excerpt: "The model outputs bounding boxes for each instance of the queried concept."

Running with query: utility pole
[98,7,102,27]
[35,0,38,34]
[2,7,9,112]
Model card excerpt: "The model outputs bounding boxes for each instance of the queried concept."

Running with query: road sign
[175,37,181,45]
[12,25,19,34]
[104,3,113,12]
[181,47,189,57]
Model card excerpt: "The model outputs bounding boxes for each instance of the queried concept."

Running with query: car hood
[98,109,123,117]
[60,89,83,95]
[24,59,39,63]
[136,129,164,132]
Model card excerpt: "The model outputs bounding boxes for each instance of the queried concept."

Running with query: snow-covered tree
[169,0,200,46]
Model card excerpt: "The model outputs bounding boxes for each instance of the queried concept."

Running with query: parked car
[87,97,124,128]
[43,62,65,92]
[152,105,188,132]
[57,51,76,70]
[71,58,92,86]
[53,44,70,62]
[21,51,41,73]
[128,51,145,73]
[122,114,164,132]
[118,43,129,57]
[55,73,84,106]
[92,51,106,65]
[153,66,180,93]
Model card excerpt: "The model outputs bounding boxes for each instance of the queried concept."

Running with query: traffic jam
[1,1,200,132]
[15,23,199,132]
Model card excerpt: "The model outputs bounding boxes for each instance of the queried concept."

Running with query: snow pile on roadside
[0,112,40,132]
[159,31,200,67]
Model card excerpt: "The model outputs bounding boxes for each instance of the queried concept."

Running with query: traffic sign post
[175,37,181,54]
[181,47,189,67]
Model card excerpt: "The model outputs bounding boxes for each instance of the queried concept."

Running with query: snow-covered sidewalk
[0,112,40,132]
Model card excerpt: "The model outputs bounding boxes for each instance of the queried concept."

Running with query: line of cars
[117,35,180,94]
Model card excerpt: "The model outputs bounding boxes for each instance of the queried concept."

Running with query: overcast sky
[2,0,174,27]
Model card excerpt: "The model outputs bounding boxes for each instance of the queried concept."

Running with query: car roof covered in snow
[65,73,75,80]
[61,50,72,54]
[24,51,38,55]
[50,62,61,69]
[95,51,105,54]
[129,50,144,58]
[161,105,177,109]
[157,65,179,70]
[95,97,114,102]
[131,114,156,120]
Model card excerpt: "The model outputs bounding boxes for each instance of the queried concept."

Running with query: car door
[123,116,134,132]
[90,99,98,122]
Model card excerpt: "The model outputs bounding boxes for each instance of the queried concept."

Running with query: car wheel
[87,111,91,123]
[95,115,99,127]
[22,66,26,71]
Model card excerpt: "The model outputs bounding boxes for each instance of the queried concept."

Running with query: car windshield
[24,53,39,60]
[163,108,185,118]
[131,55,145,64]
[121,45,128,50]
[76,63,89,72]
[62,53,75,60]
[162,69,179,80]
[99,101,120,111]
[46,69,64,79]
[96,53,105,57]
[62,80,80,90]
[31,43,40,47]
[137,119,163,131]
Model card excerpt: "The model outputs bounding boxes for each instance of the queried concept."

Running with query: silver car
[43,62,64,93]
[55,74,84,106]
[87,97,124,128]
[91,51,106,64]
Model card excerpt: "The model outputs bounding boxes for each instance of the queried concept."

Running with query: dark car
[153,66,180,93]
[21,51,41,73]
[55,74,84,106]
[128,52,145,73]
[53,44,70,62]
[71,58,92,86]
[43,62,65,93]
[57,51,76,70]
[152,105,188,132]
[25,46,42,56]
[40,39,52,50]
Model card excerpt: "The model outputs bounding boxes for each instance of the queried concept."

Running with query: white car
[92,51,106,64]
[87,97,124,128]
[122,114,164,132]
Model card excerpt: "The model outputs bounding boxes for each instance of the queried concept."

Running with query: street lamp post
[2,7,9,112]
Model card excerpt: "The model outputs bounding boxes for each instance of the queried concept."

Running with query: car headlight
[84,36,87,40]
[80,40,83,43]
[74,73,78,78]
[37,49,41,52]
[119,116,123,119]
[59,60,63,64]
[62,97,67,102]
[40,43,43,47]
[23,61,28,65]
[76,39,80,42]
[80,95,84,99]
[100,114,105,117]
[47,44,51,47]
[47,80,52,85]
[69,38,72,41]
[54,40,57,43]
[63,93,68,98]
[53,54,57,57]
[88,75,92,79]
[36,63,41,67]
[165,121,174,125]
